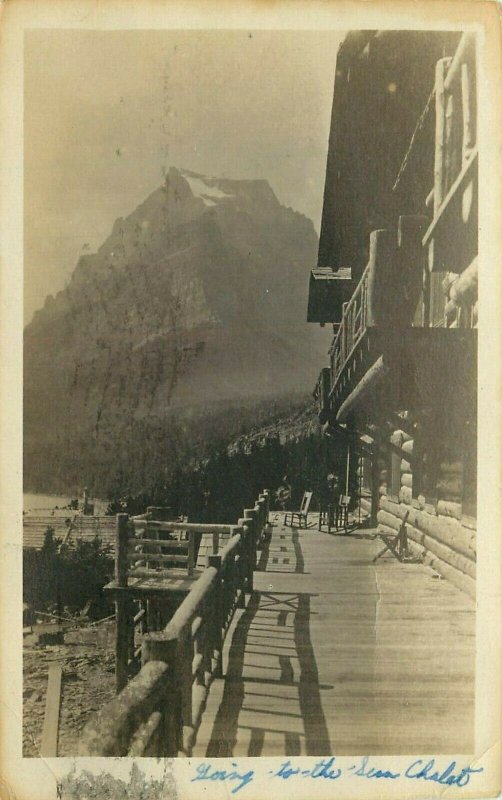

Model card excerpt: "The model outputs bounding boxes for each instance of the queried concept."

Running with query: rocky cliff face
[24,168,328,495]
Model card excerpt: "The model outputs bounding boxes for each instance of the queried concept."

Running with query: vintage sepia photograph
[21,24,479,759]
[1,1,501,798]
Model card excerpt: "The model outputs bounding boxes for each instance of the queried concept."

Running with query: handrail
[422,146,478,247]
[79,489,270,757]
[444,32,475,94]
[132,520,234,534]
[425,33,477,281]
[338,258,371,326]
[329,262,371,395]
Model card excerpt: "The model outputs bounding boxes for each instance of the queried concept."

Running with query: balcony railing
[423,32,477,275]
[329,266,370,391]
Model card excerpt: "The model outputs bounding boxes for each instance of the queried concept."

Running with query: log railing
[423,33,477,273]
[329,264,370,391]
[79,490,270,757]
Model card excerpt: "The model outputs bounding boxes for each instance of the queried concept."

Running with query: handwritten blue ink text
[191,762,255,794]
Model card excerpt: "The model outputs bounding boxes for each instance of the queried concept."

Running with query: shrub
[23,527,114,616]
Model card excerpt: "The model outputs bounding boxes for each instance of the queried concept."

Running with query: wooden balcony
[319,220,476,426]
[312,32,478,428]
[329,325,476,425]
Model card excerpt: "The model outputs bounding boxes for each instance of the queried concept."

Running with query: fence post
[257,496,267,545]
[255,501,264,544]
[244,508,258,587]
[187,532,195,577]
[239,517,254,592]
[178,626,193,740]
[234,526,246,607]
[115,514,130,693]
[142,631,181,756]
[208,555,223,678]
[263,489,270,523]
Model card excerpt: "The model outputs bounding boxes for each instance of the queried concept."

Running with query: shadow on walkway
[256,528,305,574]
[204,590,332,757]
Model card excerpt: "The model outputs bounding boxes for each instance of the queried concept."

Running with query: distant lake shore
[23,492,108,514]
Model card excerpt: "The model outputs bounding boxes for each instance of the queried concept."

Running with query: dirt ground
[23,622,116,757]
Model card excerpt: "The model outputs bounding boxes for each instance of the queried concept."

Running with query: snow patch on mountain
[181,171,234,206]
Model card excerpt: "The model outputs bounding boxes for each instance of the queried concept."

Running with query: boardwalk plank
[193,515,475,757]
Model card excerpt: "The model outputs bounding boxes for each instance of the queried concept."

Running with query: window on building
[413,412,476,516]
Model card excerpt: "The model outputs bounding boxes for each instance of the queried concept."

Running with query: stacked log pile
[444,256,478,328]
[376,428,476,598]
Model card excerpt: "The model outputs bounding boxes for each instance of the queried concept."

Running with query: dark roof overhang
[307,267,352,323]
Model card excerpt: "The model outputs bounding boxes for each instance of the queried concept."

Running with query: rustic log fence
[79,490,269,756]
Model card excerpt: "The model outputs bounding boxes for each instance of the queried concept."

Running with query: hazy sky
[24,29,344,323]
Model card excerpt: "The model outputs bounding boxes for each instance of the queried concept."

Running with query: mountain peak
[24,168,327,495]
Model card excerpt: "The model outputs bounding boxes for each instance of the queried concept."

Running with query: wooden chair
[335,495,351,530]
[284,491,313,528]
[318,502,334,532]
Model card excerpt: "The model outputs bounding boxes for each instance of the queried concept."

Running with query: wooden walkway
[193,513,475,757]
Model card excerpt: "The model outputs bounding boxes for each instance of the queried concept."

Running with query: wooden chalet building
[309,31,477,597]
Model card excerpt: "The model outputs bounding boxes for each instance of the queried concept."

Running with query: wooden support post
[40,665,62,757]
[444,91,454,193]
[208,555,223,678]
[233,526,246,608]
[212,531,219,555]
[178,627,193,734]
[371,443,380,527]
[257,497,266,545]
[142,629,177,664]
[199,598,212,686]
[398,524,410,560]
[115,514,129,587]
[222,556,231,624]
[429,57,450,277]
[256,502,263,545]
[128,601,136,666]
[434,58,449,212]
[115,514,130,693]
[244,508,258,580]
[461,61,473,161]
[141,632,181,755]
[237,554,246,608]
[115,596,130,693]
[187,532,195,577]
[263,490,270,523]
[254,502,261,537]
[238,517,253,592]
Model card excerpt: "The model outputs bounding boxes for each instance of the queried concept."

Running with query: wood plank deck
[193,513,475,757]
